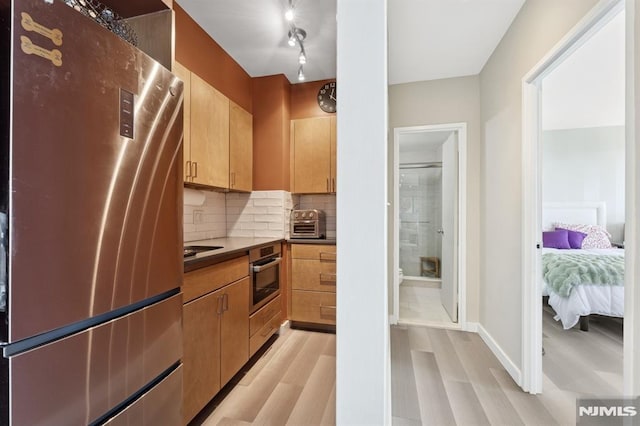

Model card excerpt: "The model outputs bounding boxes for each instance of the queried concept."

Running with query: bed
[540,202,624,330]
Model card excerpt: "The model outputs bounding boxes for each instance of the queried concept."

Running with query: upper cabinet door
[172,61,192,182]
[292,117,332,194]
[229,101,253,192]
[190,73,229,189]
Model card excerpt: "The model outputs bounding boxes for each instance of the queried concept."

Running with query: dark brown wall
[290,79,336,120]
[252,75,290,191]
[174,3,253,113]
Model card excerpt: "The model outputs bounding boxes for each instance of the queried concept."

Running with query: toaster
[290,209,326,239]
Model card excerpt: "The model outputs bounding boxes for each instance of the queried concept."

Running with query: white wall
[336,0,389,423]
[542,126,625,242]
[624,0,640,395]
[479,0,599,374]
[389,76,481,322]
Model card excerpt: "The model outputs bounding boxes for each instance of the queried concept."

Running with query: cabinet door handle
[261,324,275,337]
[326,178,329,192]
[216,295,223,315]
[332,178,336,193]
[320,273,336,283]
[193,162,198,178]
[231,172,235,187]
[223,293,229,312]
[319,252,336,261]
[186,160,192,178]
[319,305,336,319]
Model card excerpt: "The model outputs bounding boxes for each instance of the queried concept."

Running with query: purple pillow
[556,227,587,249]
[543,230,571,249]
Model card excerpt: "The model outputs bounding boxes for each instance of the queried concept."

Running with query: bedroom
[539,6,625,397]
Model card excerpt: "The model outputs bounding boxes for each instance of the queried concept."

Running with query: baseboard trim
[476,324,522,387]
[463,322,479,332]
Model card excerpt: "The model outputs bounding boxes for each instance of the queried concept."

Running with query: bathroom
[395,127,460,326]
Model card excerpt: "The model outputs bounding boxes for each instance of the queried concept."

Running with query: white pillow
[553,223,612,249]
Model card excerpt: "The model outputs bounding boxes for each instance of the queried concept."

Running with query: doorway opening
[521,0,627,394]
[392,123,467,328]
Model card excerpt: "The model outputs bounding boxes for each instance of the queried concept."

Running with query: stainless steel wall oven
[249,243,281,313]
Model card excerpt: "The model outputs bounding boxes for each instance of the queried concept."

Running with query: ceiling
[388,0,525,85]
[177,0,337,84]
[176,0,525,85]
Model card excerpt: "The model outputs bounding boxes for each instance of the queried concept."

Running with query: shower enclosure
[398,162,443,280]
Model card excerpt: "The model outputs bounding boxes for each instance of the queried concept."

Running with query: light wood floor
[192,328,335,426]
[192,315,622,426]
[392,324,575,426]
[542,302,623,396]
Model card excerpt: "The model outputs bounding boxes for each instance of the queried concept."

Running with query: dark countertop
[184,237,283,272]
[287,238,337,245]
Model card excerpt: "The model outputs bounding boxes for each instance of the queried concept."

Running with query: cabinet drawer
[292,260,336,292]
[291,244,336,261]
[249,311,281,357]
[183,256,249,303]
[249,295,281,336]
[291,290,336,325]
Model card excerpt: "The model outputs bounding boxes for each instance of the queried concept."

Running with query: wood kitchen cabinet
[182,257,249,425]
[290,244,336,326]
[291,116,337,194]
[229,100,253,192]
[172,61,191,182]
[190,72,230,188]
[175,61,252,191]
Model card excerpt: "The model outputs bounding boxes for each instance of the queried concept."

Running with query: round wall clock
[317,81,336,113]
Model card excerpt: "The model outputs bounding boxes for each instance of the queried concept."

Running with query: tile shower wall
[183,189,227,242]
[399,168,442,277]
[226,191,294,238]
[296,194,337,239]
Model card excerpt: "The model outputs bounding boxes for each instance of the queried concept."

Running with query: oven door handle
[252,257,282,273]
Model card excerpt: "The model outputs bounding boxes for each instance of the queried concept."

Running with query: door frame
[521,0,625,394]
[391,122,468,329]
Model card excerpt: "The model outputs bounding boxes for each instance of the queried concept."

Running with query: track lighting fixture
[285,2,310,83]
[285,0,294,21]
[284,8,294,21]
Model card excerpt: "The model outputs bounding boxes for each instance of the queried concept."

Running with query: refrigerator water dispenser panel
[119,88,134,138]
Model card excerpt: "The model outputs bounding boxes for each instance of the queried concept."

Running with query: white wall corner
[477,324,523,387]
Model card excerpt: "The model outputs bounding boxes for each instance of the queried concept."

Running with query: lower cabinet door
[183,291,222,424]
[220,277,250,387]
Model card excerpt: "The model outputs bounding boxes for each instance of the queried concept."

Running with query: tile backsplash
[226,191,293,239]
[183,188,336,242]
[183,189,226,242]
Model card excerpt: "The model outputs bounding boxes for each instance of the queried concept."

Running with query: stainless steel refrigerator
[0,0,184,424]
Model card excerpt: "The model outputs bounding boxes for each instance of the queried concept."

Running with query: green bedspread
[542,252,624,297]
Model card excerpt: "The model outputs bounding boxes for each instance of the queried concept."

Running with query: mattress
[541,248,624,329]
